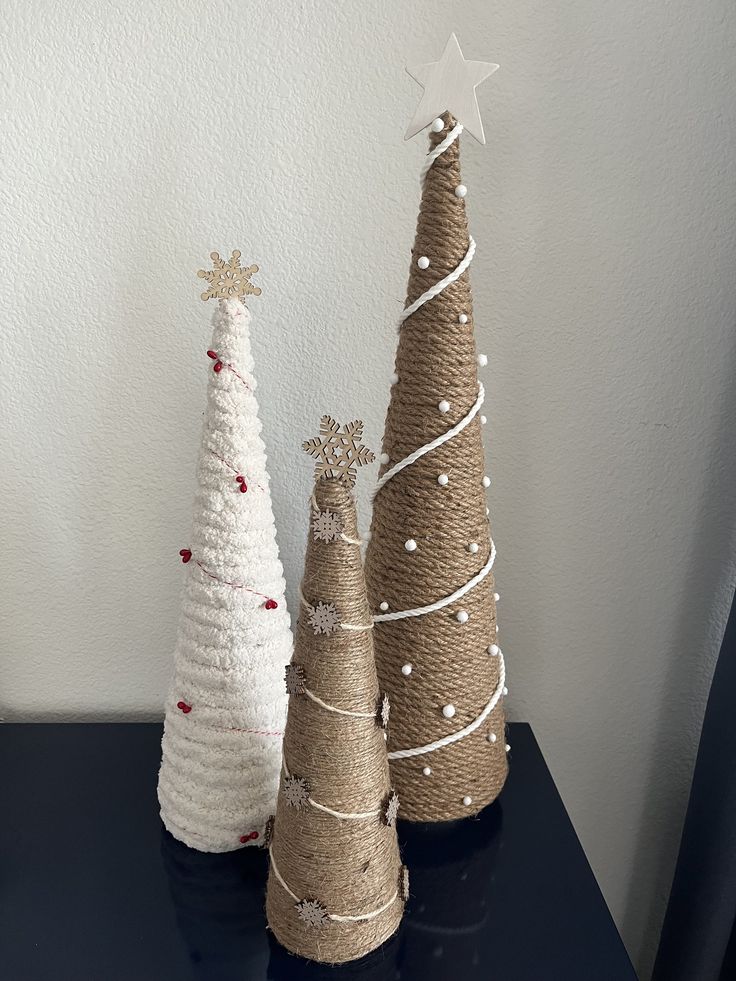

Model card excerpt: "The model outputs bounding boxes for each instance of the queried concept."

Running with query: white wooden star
[405,33,499,145]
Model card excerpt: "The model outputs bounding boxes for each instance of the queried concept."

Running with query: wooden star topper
[302,417,375,488]
[405,33,499,144]
[197,250,262,301]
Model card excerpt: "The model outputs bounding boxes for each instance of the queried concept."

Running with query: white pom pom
[488,644,499,656]
[404,538,417,552]
[468,542,479,554]
[438,400,450,413]
[477,353,488,367]
[422,765,432,775]
[482,476,491,488]
[442,704,456,719]
[505,744,511,753]
[437,473,449,486]
[379,601,389,612]
[401,663,412,676]
[481,414,487,425]
[487,732,497,743]
[390,372,399,385]
[495,623,499,632]
[458,313,468,324]
[455,610,469,624]
[502,686,509,696]
[454,184,467,199]
[379,452,390,465]
[431,117,444,133]
[494,592,500,602]
[417,256,430,269]
[462,795,472,805]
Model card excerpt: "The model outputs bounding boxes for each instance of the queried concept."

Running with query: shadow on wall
[622,321,736,978]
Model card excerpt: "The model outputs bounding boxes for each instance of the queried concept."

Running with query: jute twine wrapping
[365,112,508,822]
[266,478,404,963]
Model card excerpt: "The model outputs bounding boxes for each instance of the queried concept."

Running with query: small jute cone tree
[365,37,509,822]
[158,253,292,852]
[266,418,406,964]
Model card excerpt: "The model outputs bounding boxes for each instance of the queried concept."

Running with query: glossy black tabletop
[0,723,636,980]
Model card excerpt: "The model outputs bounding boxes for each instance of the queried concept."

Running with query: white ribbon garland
[387,650,505,760]
[372,383,485,499]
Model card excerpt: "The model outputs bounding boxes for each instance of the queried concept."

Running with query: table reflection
[161,801,502,981]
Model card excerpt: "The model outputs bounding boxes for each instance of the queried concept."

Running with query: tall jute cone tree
[266,418,406,964]
[365,36,509,822]
[158,253,292,852]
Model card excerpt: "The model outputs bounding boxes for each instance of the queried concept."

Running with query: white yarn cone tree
[158,253,292,853]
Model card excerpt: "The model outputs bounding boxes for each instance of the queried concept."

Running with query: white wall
[2,1,735,975]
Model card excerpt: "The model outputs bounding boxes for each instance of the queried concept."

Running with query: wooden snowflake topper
[302,417,375,488]
[197,250,262,301]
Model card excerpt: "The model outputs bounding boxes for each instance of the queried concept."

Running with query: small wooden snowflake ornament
[197,250,262,301]
[307,601,341,636]
[283,775,310,809]
[296,898,329,929]
[378,693,391,729]
[302,416,375,488]
[312,507,343,543]
[384,791,400,827]
[285,663,306,695]
[400,865,410,902]
[262,815,275,849]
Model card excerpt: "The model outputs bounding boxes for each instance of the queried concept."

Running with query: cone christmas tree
[158,252,292,852]
[266,419,406,964]
[365,37,509,822]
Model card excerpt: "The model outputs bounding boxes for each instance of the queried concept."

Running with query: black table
[0,723,636,980]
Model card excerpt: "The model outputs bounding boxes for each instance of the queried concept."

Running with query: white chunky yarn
[158,298,292,853]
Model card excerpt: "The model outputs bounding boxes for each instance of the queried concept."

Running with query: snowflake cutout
[262,815,275,849]
[312,508,343,544]
[285,663,306,695]
[384,790,400,827]
[302,417,376,488]
[400,865,410,902]
[296,898,329,929]
[378,693,391,729]
[307,601,341,636]
[283,775,310,809]
[197,250,262,301]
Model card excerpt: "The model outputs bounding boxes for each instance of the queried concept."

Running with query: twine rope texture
[298,585,373,632]
[387,648,505,760]
[282,760,382,820]
[266,477,403,959]
[310,492,362,546]
[372,382,485,499]
[301,685,377,720]
[368,114,506,820]
[374,541,496,623]
[399,235,476,326]
[269,849,399,923]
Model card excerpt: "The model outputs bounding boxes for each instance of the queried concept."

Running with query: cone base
[266,888,403,965]
[390,757,509,823]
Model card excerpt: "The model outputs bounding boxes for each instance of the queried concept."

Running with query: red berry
[206,350,217,359]
[177,701,192,714]
[250,830,259,840]
[213,361,223,373]
[239,835,248,844]
[264,599,278,610]
[179,549,192,564]
[239,482,248,493]
[235,475,245,483]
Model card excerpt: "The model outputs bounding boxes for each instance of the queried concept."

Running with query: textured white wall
[2,0,735,975]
